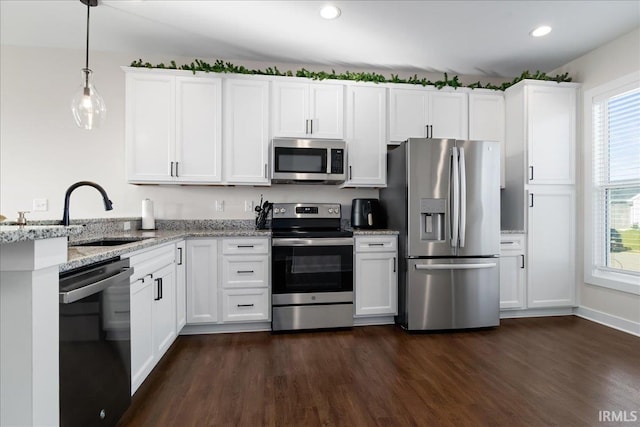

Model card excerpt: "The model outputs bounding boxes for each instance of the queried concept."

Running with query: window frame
[583,72,640,295]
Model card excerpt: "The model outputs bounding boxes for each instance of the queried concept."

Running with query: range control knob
[280,208,286,214]
[273,208,280,214]
[328,208,334,214]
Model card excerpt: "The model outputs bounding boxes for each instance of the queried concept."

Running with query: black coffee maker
[351,198,385,229]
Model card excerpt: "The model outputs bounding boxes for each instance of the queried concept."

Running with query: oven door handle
[272,238,354,247]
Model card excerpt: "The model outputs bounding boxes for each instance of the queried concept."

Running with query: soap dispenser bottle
[17,211,29,226]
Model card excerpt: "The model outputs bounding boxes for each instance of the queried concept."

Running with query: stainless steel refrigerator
[380,138,500,331]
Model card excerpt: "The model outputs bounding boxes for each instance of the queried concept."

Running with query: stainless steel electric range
[270,203,354,331]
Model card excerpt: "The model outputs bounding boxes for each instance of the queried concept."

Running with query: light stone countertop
[0,225,84,244]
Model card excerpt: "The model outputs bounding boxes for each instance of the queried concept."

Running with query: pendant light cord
[84,1,90,87]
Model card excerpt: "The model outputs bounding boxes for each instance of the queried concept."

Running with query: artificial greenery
[129,58,572,91]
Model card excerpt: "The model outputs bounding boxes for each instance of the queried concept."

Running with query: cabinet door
[175,241,186,332]
[469,92,505,187]
[272,81,309,137]
[355,252,398,316]
[344,85,387,186]
[152,263,176,358]
[527,85,576,185]
[186,239,219,323]
[499,253,525,309]
[389,88,429,142]
[126,73,175,183]
[429,90,468,139]
[223,79,270,184]
[309,83,344,139]
[527,186,576,308]
[175,77,222,183]
[130,276,154,395]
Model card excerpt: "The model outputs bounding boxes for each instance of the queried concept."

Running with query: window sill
[586,269,640,295]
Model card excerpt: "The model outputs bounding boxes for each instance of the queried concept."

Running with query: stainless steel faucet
[61,181,113,226]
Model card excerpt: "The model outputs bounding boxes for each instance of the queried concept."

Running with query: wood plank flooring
[118,317,640,427]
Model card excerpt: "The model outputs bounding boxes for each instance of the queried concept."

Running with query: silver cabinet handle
[236,270,255,274]
[59,267,133,304]
[309,119,313,134]
[236,245,255,248]
[521,255,525,269]
[349,165,352,180]
[501,241,515,245]
[177,247,183,265]
[237,304,254,307]
[175,161,179,177]
[368,243,385,246]
[170,161,174,177]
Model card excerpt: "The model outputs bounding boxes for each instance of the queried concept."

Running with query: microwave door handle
[450,147,459,248]
[458,147,466,248]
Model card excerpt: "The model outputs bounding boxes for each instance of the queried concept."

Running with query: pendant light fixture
[71,0,106,130]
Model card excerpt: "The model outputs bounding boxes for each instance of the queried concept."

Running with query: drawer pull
[236,245,255,248]
[236,270,255,274]
[368,243,385,246]
[500,241,515,245]
[237,304,255,308]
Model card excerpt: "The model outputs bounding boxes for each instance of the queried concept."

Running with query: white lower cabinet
[186,237,271,326]
[354,235,398,317]
[186,239,219,324]
[527,186,576,308]
[128,244,177,395]
[499,234,526,309]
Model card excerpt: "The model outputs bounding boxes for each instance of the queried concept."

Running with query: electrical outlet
[123,221,131,231]
[215,200,224,212]
[32,198,48,212]
[244,200,254,213]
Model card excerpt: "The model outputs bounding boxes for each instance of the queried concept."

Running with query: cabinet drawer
[222,238,269,255]
[355,235,397,252]
[222,288,269,322]
[128,244,175,282]
[221,255,269,288]
[500,235,525,253]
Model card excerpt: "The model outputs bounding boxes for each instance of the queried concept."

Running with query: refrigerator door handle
[450,147,459,248]
[415,263,497,270]
[458,147,467,248]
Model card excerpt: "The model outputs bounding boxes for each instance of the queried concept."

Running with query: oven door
[272,238,353,297]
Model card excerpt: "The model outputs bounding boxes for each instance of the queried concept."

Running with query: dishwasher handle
[59,267,134,304]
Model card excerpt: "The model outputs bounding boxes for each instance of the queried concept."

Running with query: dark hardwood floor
[118,317,640,426]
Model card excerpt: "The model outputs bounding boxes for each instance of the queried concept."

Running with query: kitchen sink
[71,238,150,247]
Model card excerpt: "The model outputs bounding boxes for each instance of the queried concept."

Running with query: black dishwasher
[59,257,133,427]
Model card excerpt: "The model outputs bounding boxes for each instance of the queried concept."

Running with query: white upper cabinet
[469,91,506,187]
[343,84,387,187]
[526,84,576,185]
[272,80,344,139]
[223,78,270,185]
[389,86,468,142]
[125,69,222,184]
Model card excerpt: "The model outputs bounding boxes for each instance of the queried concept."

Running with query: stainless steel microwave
[271,138,346,184]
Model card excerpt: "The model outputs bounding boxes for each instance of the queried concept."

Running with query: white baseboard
[500,307,574,319]
[180,322,272,335]
[353,316,395,326]
[574,306,640,337]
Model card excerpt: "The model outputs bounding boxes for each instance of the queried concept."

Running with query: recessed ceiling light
[530,25,552,37]
[320,5,341,20]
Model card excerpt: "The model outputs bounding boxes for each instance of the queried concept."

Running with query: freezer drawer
[406,258,499,330]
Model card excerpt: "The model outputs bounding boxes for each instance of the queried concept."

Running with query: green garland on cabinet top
[129,58,572,91]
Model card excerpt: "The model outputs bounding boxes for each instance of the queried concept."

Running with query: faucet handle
[17,211,30,226]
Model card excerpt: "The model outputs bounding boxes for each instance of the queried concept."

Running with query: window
[585,73,640,294]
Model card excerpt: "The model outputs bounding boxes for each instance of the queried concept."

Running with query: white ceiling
[1,0,639,78]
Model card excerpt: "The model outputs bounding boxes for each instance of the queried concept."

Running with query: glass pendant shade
[71,68,106,130]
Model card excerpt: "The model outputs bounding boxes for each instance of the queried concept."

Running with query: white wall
[0,45,384,221]
[552,27,640,325]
